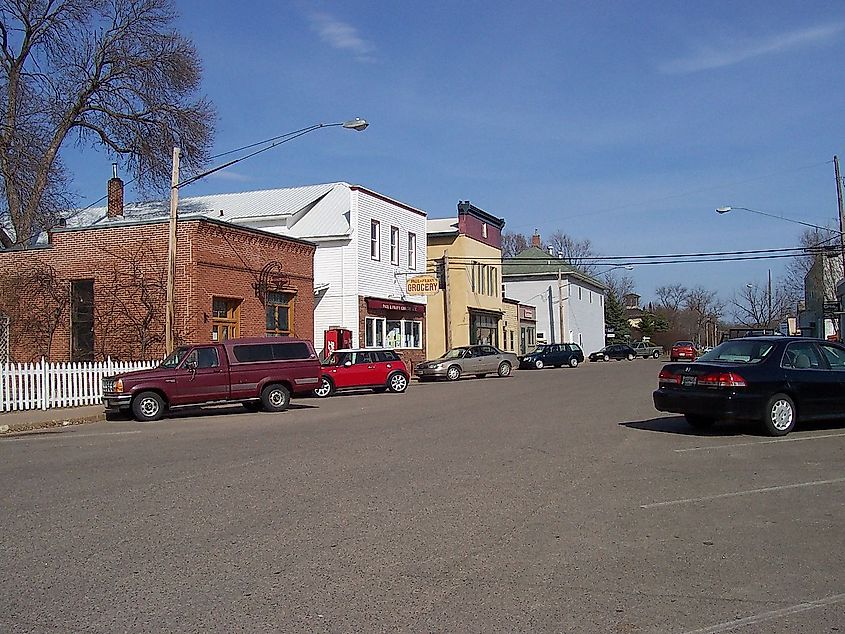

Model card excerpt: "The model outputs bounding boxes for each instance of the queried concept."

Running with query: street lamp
[164,118,369,353]
[716,203,845,283]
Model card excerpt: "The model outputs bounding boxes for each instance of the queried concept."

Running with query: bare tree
[0,0,215,246]
[655,284,688,312]
[501,231,530,258]
[684,286,724,342]
[782,227,839,309]
[0,259,68,360]
[731,279,790,328]
[604,272,635,301]
[547,230,598,275]
[94,243,168,360]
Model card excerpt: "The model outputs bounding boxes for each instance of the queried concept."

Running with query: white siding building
[503,246,607,355]
[79,182,429,362]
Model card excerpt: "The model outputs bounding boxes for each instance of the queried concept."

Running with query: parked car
[653,336,845,436]
[102,338,322,422]
[588,344,636,362]
[415,345,519,381]
[670,341,698,362]
[631,341,663,359]
[519,343,584,369]
[314,348,410,397]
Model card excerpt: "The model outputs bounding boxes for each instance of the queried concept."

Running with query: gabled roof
[67,182,357,239]
[503,246,606,289]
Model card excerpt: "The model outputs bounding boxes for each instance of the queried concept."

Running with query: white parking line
[1,430,143,442]
[641,477,845,509]
[675,432,845,453]
[680,592,845,633]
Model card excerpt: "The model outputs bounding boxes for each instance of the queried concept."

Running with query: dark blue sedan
[653,336,845,436]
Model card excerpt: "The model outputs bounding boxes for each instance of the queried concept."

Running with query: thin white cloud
[307,11,376,62]
[208,170,253,183]
[660,23,845,74]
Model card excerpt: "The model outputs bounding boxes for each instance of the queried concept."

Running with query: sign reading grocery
[406,274,439,296]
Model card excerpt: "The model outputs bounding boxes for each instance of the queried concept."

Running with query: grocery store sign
[406,274,439,296]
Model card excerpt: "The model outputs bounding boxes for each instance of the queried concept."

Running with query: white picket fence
[0,358,157,412]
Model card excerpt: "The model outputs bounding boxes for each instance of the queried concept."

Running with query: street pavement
[1,359,843,633]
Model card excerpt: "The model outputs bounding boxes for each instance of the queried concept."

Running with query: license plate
[681,375,696,386]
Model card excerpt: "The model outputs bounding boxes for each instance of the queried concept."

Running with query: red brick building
[0,215,315,363]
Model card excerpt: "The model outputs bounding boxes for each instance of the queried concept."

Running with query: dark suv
[519,343,585,369]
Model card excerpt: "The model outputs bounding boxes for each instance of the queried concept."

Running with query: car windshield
[698,340,775,364]
[158,346,191,369]
[441,348,466,359]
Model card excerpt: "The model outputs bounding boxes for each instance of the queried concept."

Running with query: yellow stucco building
[425,201,506,359]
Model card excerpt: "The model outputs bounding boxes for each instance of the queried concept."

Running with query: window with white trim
[390,226,399,265]
[370,220,380,260]
[365,316,422,349]
[408,233,417,269]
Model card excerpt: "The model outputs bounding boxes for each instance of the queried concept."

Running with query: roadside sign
[406,274,439,296]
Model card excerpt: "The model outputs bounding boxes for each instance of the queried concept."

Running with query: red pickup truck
[102,337,322,421]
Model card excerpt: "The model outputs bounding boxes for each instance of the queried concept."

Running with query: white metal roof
[427,217,458,234]
[68,182,355,238]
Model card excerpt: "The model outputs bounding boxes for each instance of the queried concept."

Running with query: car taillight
[698,372,746,388]
[658,369,680,384]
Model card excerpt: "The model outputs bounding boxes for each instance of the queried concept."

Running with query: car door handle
[367,365,375,369]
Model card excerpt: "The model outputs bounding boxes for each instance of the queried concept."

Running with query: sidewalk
[0,404,105,435]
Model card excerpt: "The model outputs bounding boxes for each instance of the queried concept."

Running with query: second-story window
[408,232,417,269]
[371,220,380,261]
[390,226,399,265]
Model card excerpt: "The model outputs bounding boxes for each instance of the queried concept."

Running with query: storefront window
[386,320,402,348]
[470,311,499,347]
[403,321,421,348]
[366,316,422,349]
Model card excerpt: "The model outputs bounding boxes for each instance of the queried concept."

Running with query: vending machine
[323,328,352,359]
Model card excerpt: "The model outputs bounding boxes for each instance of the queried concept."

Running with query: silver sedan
[415,345,519,381]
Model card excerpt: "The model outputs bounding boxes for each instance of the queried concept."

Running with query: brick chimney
[531,231,541,247]
[107,163,124,218]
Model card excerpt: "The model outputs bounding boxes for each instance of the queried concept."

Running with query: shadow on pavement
[620,416,753,437]
[621,416,845,437]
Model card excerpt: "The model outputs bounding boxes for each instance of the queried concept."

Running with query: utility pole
[767,268,772,329]
[442,254,451,352]
[835,155,845,278]
[558,269,566,343]
[165,147,180,355]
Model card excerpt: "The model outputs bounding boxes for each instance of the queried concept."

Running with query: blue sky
[64,1,845,306]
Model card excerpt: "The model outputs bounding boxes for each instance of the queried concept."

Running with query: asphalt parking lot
[1,359,843,633]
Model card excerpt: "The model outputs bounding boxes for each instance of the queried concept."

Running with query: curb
[0,413,105,437]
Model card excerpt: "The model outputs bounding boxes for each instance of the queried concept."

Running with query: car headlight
[115,378,124,393]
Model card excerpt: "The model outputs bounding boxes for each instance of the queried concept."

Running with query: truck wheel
[653,350,660,358]
[313,376,334,398]
[261,384,291,412]
[131,391,165,422]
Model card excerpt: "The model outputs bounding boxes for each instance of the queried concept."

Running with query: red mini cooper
[670,341,698,362]
[314,348,410,397]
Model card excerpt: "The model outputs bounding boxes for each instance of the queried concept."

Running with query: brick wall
[0,218,315,362]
